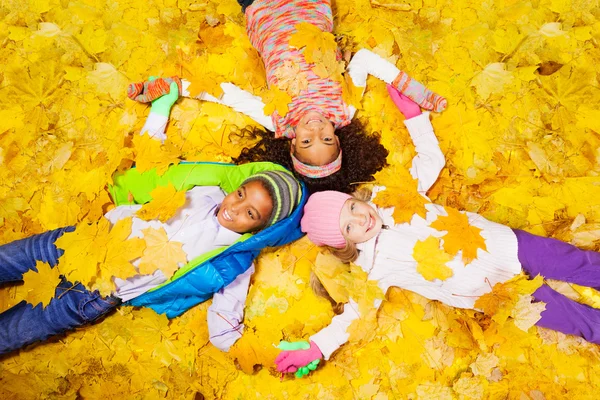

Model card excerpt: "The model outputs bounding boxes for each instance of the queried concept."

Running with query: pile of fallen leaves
[2,0,600,398]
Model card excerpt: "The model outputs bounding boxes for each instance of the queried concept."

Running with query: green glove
[277,340,321,378]
[149,77,179,117]
[277,341,311,351]
[294,359,320,378]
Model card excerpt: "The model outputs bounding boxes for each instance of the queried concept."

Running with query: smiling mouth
[366,214,375,232]
[306,117,322,124]
[222,208,233,222]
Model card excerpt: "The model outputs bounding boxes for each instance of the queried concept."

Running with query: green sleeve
[108,161,289,206]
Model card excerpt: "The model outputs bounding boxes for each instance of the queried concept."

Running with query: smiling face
[291,111,340,166]
[339,198,383,244]
[217,180,274,233]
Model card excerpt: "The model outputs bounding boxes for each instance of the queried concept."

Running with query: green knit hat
[242,170,302,227]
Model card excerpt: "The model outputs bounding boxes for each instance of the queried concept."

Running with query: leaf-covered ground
[2,0,600,398]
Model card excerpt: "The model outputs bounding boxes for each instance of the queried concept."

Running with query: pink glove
[275,341,323,373]
[387,84,422,120]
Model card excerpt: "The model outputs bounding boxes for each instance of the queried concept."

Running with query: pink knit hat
[301,191,352,248]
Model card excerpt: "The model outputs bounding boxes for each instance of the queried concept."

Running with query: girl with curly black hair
[128,0,446,187]
[233,120,388,194]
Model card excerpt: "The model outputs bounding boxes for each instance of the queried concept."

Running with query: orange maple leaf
[136,183,187,223]
[430,207,487,264]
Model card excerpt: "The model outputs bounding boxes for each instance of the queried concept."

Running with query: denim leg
[0,277,120,355]
[534,284,600,344]
[513,229,600,287]
[0,227,75,283]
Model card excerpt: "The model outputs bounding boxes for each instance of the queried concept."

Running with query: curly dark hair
[233,120,389,193]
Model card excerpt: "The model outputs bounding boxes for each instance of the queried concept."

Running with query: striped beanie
[242,170,302,227]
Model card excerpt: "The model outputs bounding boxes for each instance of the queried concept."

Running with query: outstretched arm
[346,49,447,114]
[387,86,445,194]
[184,81,275,132]
[138,80,180,142]
[207,265,254,352]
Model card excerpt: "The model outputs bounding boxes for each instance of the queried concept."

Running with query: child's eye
[323,137,332,142]
[302,139,310,144]
[346,224,351,233]
[248,210,254,219]
[237,190,242,198]
[351,203,355,211]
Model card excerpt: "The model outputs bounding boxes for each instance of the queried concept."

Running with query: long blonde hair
[309,271,345,315]
[309,186,374,312]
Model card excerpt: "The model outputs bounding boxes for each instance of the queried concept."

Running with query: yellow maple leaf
[14,261,61,308]
[288,22,338,64]
[430,207,487,264]
[138,227,187,277]
[341,73,363,109]
[372,165,429,224]
[101,217,146,281]
[313,251,350,304]
[311,49,345,82]
[272,60,309,96]
[132,134,181,175]
[469,353,500,379]
[471,62,513,100]
[177,57,225,98]
[196,20,234,53]
[262,85,292,117]
[511,294,546,332]
[421,335,455,369]
[413,237,453,281]
[474,274,544,326]
[136,183,186,222]
[55,219,111,287]
[228,329,279,375]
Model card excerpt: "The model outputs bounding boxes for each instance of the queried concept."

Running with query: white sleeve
[346,49,401,89]
[139,112,168,142]
[207,265,254,352]
[183,80,275,132]
[404,112,446,194]
[309,297,383,360]
[344,49,405,118]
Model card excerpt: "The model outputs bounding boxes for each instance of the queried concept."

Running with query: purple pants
[514,229,600,343]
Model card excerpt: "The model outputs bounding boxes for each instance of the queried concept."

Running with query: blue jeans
[0,227,120,355]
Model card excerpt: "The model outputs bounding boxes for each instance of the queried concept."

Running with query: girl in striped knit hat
[128,0,446,193]
[273,92,600,377]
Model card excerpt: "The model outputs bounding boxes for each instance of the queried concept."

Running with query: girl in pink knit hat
[274,91,600,378]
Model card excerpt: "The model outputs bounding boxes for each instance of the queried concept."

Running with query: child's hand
[275,340,323,378]
[386,84,422,120]
[149,77,180,117]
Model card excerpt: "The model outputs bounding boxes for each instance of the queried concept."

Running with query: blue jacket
[108,161,307,318]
